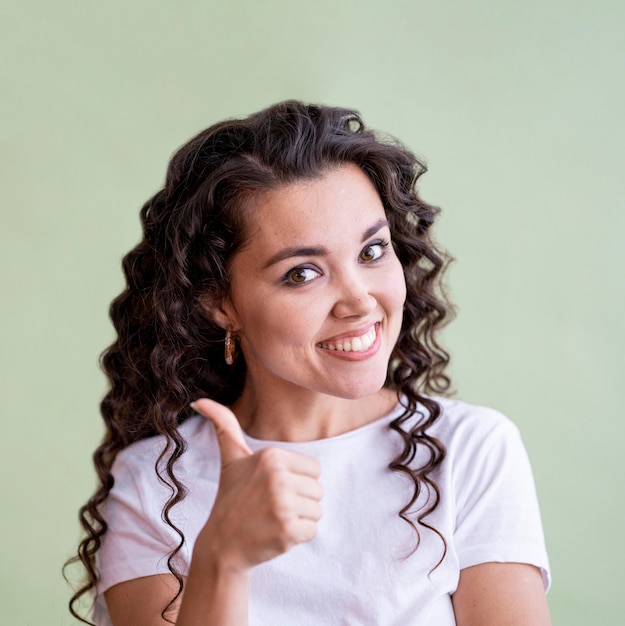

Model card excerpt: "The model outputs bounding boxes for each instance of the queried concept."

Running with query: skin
[215,164,407,441]
[105,165,551,625]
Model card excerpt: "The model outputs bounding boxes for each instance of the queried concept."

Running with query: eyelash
[281,265,320,286]
[281,239,390,286]
[360,239,389,262]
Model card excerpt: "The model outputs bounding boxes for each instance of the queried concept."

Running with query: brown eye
[360,242,385,262]
[285,267,319,285]
[290,269,308,283]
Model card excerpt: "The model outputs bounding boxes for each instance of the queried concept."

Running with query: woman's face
[217,164,407,402]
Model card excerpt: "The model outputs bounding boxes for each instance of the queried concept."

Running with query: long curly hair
[65,100,453,624]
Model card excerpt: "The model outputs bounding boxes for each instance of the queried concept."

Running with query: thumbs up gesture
[189,399,323,574]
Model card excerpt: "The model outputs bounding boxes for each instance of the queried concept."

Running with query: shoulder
[101,415,221,548]
[418,397,532,485]
[111,415,219,483]
[426,396,520,451]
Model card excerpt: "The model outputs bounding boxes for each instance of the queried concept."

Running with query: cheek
[243,300,318,346]
[385,260,408,310]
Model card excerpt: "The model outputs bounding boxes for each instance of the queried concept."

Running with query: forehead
[241,165,387,249]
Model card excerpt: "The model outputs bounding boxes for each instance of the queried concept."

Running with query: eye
[360,240,388,262]
[284,266,320,285]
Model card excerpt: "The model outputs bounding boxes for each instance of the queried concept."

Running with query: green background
[1,1,623,624]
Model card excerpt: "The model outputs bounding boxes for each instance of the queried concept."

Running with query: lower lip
[316,323,382,362]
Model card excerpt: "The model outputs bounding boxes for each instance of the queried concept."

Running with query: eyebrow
[262,219,389,268]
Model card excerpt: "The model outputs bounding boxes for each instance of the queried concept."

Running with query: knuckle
[282,518,301,541]
[258,447,286,471]
[267,473,292,501]
[268,491,286,516]
[268,492,296,524]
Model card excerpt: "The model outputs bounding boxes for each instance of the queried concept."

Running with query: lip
[315,322,382,361]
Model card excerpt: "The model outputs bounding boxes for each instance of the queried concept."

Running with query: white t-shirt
[93,397,550,625]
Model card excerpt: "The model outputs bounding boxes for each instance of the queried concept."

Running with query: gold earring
[224,329,234,365]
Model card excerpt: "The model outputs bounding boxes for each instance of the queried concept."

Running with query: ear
[204,295,240,332]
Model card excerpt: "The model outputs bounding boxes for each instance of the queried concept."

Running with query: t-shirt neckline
[241,399,407,448]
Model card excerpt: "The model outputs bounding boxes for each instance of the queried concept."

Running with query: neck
[231,385,398,442]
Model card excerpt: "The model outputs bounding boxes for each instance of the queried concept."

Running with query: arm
[105,575,185,626]
[105,567,250,626]
[104,399,321,626]
[452,562,551,626]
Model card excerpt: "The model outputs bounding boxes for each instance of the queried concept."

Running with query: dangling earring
[224,329,235,365]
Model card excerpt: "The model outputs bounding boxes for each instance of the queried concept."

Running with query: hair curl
[65,100,453,624]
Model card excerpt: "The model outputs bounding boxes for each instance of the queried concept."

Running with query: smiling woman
[65,101,551,626]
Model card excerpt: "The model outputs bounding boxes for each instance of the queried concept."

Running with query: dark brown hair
[65,100,453,623]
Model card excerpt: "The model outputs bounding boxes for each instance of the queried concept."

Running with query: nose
[331,273,376,319]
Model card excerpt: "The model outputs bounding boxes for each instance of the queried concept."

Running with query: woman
[67,101,551,625]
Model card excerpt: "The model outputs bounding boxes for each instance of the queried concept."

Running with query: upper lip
[317,322,378,344]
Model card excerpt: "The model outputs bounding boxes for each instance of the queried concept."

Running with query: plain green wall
[1,0,623,623]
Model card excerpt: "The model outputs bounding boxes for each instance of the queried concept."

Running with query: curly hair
[65,100,453,624]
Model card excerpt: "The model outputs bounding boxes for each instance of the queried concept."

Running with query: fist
[190,399,323,572]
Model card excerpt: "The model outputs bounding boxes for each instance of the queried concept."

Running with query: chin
[326,374,389,400]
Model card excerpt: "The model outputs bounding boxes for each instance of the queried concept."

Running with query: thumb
[191,398,253,465]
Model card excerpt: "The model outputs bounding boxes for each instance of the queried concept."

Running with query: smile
[317,324,378,353]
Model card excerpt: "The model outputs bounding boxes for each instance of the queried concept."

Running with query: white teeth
[319,325,377,353]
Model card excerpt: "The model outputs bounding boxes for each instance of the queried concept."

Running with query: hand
[190,399,323,574]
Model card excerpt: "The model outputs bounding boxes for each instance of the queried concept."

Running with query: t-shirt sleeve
[96,449,189,595]
[451,413,551,590]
